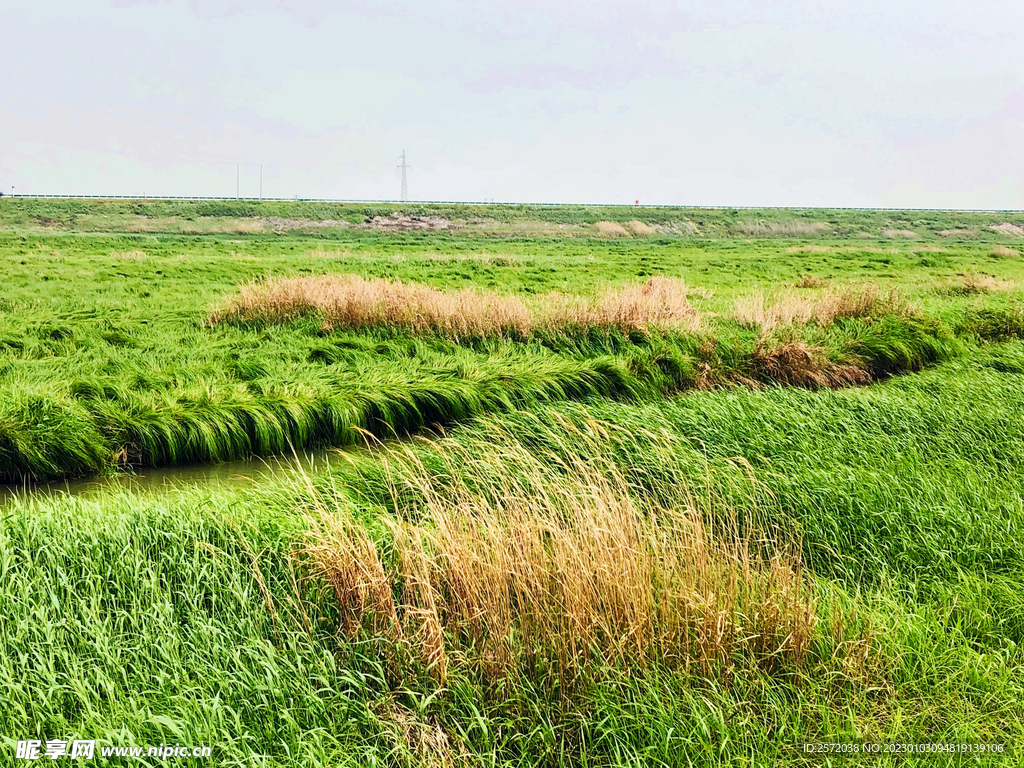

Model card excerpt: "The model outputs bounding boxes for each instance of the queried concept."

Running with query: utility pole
[259,165,263,201]
[398,150,409,202]
[236,164,240,199]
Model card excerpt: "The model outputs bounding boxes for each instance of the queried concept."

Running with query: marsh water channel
[0,446,362,507]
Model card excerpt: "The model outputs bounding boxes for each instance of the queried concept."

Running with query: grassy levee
[3,196,1023,240]
[3,347,1024,764]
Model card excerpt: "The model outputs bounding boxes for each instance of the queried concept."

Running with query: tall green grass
[4,348,1024,764]
[0,309,976,481]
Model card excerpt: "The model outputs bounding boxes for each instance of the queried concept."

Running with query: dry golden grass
[234,219,269,234]
[123,219,157,233]
[588,276,701,332]
[735,284,911,332]
[949,274,1015,294]
[302,421,817,686]
[882,228,919,239]
[111,250,147,260]
[751,338,870,389]
[625,220,655,236]
[211,275,701,337]
[992,245,1020,258]
[991,223,1024,238]
[736,221,830,237]
[595,221,631,237]
[938,229,974,237]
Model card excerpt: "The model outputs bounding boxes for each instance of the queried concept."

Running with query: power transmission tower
[398,150,410,201]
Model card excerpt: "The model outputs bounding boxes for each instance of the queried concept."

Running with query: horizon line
[3,194,1024,214]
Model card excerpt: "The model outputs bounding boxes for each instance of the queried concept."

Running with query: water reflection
[0,447,359,506]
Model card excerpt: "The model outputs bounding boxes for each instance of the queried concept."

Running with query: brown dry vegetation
[882,228,919,239]
[735,221,831,237]
[938,229,975,237]
[735,284,912,333]
[991,223,1024,238]
[302,425,818,688]
[625,220,655,236]
[210,275,701,337]
[945,273,1015,295]
[751,338,870,389]
[992,245,1020,258]
[595,221,631,237]
[370,214,456,232]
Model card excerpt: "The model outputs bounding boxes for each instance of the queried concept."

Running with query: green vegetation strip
[0,310,984,481]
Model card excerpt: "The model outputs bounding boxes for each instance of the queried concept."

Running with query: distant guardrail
[1,194,1022,214]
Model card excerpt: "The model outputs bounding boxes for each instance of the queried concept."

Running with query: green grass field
[2,198,1024,766]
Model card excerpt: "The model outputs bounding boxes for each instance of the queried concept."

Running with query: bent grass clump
[751,338,871,389]
[210,275,701,338]
[303,424,818,689]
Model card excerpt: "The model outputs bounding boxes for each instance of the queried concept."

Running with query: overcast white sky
[1,0,1022,207]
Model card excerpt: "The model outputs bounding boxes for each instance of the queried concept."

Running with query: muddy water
[0,447,359,506]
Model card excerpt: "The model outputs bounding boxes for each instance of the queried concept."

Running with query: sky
[1,0,1022,208]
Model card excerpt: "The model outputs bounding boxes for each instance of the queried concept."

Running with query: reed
[304,422,816,690]
[210,275,702,338]
[735,284,913,332]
